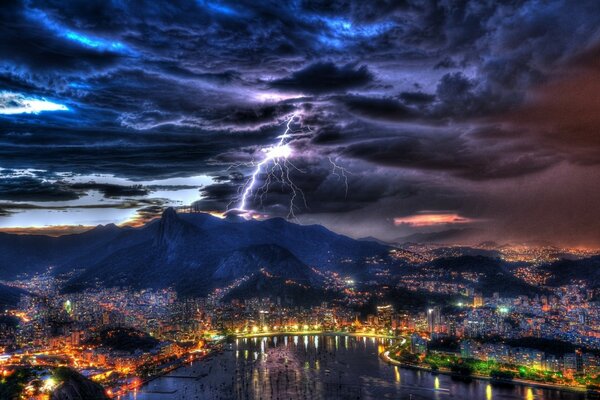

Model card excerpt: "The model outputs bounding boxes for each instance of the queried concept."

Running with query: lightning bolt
[328,156,350,199]
[231,114,306,219]
[230,114,350,219]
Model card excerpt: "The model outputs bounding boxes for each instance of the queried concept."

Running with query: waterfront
[124,335,584,400]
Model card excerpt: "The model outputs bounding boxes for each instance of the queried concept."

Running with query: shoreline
[234,330,397,340]
[379,350,588,394]
[112,350,213,398]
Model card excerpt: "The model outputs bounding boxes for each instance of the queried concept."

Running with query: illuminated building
[376,305,394,327]
[427,306,442,333]
[473,293,484,308]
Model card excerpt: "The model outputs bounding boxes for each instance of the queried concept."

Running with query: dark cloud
[299,0,409,22]
[195,155,415,217]
[433,57,457,69]
[0,177,81,202]
[131,205,166,225]
[436,73,474,107]
[1,0,600,245]
[0,1,124,74]
[70,182,149,198]
[193,182,240,212]
[398,91,435,105]
[0,174,175,208]
[269,62,373,94]
[503,43,600,162]
[218,104,297,128]
[311,128,343,144]
[342,134,561,181]
[337,95,415,121]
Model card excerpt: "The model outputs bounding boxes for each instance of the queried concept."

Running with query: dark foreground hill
[0,367,108,400]
[86,327,159,353]
[51,367,109,400]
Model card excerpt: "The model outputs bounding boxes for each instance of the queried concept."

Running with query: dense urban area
[1,232,599,399]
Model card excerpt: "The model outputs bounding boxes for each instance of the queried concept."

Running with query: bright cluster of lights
[42,377,57,392]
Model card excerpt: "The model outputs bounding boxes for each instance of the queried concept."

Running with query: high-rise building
[259,310,268,327]
[427,306,441,333]
[377,305,394,327]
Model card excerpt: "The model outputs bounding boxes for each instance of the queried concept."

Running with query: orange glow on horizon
[0,209,229,236]
[0,225,96,237]
[394,212,476,227]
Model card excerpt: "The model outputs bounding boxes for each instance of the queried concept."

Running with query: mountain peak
[92,223,119,232]
[155,208,185,248]
[161,207,178,220]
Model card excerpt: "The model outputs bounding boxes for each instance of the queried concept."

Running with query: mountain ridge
[0,208,392,299]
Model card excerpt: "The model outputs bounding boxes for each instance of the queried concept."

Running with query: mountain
[429,246,500,258]
[223,272,336,307]
[211,244,331,306]
[212,244,319,284]
[0,208,392,298]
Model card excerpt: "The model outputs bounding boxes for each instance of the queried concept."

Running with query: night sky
[1,0,600,246]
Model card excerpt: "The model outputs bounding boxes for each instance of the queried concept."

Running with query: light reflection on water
[124,335,585,400]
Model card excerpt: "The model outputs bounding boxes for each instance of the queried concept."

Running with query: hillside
[422,255,545,296]
[543,255,600,288]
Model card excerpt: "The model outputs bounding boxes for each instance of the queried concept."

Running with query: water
[124,334,585,400]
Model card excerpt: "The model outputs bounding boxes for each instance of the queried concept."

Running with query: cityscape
[2,1,600,399]
[0,218,599,399]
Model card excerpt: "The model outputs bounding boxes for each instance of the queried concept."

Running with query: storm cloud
[1,0,600,245]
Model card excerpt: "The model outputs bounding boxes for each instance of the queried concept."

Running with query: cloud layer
[1,0,600,245]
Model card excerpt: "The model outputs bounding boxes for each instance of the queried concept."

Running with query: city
[0,226,599,398]
[2,1,600,399]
